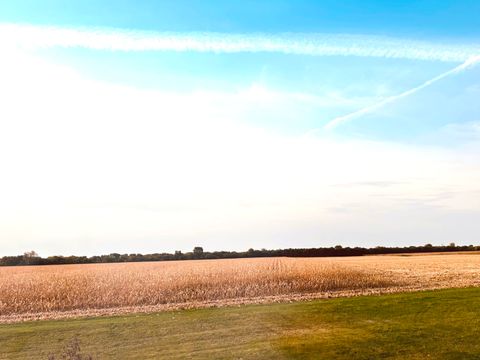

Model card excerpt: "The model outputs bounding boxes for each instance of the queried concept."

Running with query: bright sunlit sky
[1,0,480,256]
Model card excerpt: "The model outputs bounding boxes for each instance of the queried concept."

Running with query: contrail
[0,23,479,62]
[323,55,480,130]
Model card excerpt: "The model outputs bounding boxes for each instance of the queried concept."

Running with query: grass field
[2,254,480,323]
[1,287,480,359]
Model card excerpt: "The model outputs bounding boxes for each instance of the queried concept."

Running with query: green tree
[193,247,204,258]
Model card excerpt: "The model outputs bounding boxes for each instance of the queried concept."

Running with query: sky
[0,1,479,256]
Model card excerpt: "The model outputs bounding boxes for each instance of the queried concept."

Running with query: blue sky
[0,1,479,255]
[2,0,480,37]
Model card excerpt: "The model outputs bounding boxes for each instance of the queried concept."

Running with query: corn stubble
[2,254,480,320]
[0,258,393,316]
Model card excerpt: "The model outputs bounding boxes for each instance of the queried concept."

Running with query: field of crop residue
[1,253,480,323]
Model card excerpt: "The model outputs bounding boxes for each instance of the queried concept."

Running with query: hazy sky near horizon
[1,1,480,256]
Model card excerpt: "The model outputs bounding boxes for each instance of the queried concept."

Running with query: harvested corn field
[1,253,480,323]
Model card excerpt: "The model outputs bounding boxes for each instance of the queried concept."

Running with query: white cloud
[1,23,479,62]
[1,50,480,255]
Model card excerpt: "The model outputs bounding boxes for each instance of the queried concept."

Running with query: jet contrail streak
[0,23,479,62]
[323,55,480,130]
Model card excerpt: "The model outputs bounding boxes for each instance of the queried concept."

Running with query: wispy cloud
[1,49,480,254]
[322,55,480,130]
[1,23,479,62]
[331,181,406,188]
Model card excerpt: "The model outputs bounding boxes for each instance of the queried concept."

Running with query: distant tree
[193,247,204,258]
[23,250,38,258]
[22,250,39,265]
[2,243,480,267]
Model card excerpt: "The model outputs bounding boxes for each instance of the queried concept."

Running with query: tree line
[0,243,478,266]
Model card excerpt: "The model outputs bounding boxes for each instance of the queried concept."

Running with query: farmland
[1,253,480,323]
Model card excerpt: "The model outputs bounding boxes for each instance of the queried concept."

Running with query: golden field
[1,254,480,322]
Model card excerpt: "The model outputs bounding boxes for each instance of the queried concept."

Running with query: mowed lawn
[2,288,480,359]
